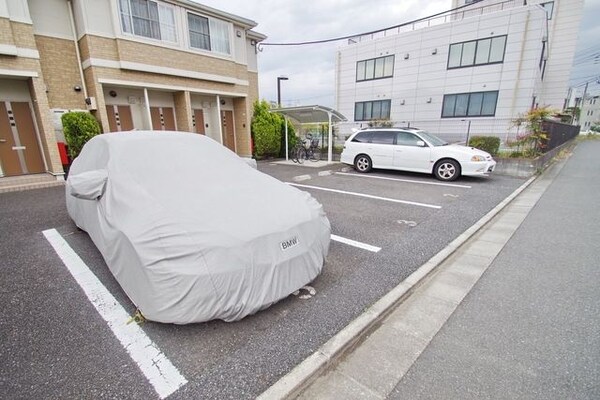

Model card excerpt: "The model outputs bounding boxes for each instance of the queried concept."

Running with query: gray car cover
[66,131,330,324]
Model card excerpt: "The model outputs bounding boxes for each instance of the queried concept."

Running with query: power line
[571,76,600,87]
[258,0,484,47]
[574,43,600,57]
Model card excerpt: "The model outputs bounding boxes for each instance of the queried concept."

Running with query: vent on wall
[85,97,97,111]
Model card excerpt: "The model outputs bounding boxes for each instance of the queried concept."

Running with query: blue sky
[197,0,600,105]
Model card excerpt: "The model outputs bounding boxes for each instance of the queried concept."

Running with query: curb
[258,174,538,400]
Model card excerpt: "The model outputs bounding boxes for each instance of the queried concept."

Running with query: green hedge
[61,111,101,160]
[251,100,281,158]
[468,136,500,156]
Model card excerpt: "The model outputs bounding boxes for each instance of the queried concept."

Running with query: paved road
[0,160,524,399]
[389,140,600,399]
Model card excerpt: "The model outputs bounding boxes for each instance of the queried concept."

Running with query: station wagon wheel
[434,159,460,181]
[354,154,372,173]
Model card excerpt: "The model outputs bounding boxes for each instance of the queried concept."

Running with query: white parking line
[42,229,187,399]
[287,183,441,209]
[335,172,472,189]
[331,234,381,253]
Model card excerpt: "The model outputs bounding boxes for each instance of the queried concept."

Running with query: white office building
[334,0,584,143]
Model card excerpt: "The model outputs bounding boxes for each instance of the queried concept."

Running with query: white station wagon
[340,128,496,181]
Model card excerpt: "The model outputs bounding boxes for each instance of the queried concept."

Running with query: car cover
[66,131,330,324]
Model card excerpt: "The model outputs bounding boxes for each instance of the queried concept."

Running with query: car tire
[434,159,460,181]
[354,154,372,173]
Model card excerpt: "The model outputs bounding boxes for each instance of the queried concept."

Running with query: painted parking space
[288,182,442,209]
[1,167,527,399]
[334,171,473,189]
[43,229,187,399]
[283,171,480,209]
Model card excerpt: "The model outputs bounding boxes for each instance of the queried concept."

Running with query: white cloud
[194,0,599,103]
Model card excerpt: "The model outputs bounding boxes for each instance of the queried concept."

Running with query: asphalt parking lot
[0,163,525,399]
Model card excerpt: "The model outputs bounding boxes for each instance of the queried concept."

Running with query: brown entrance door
[193,109,205,134]
[0,102,44,176]
[150,107,176,131]
[221,110,235,152]
[106,105,134,132]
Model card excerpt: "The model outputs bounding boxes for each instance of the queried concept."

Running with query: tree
[510,107,556,157]
[251,100,295,158]
[61,111,101,160]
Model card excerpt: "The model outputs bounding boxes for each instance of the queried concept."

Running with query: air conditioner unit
[85,97,97,111]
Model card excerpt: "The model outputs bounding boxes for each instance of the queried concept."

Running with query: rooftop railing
[347,0,526,45]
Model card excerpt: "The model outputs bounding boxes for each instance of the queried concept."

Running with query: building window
[441,91,498,118]
[188,13,210,50]
[448,35,507,69]
[356,55,395,82]
[540,2,554,19]
[354,100,391,121]
[188,12,231,54]
[119,0,177,43]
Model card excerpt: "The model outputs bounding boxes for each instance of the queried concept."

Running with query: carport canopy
[271,105,347,163]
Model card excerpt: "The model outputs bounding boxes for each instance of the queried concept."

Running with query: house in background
[576,95,600,131]
[334,0,583,143]
[0,0,265,179]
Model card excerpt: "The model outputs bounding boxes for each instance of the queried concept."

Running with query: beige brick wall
[89,65,251,97]
[0,19,40,51]
[79,35,119,61]
[174,91,193,132]
[28,77,63,174]
[115,39,235,78]
[0,22,63,175]
[78,35,261,157]
[83,67,110,133]
[35,35,86,110]
[0,18,15,47]
[0,56,40,73]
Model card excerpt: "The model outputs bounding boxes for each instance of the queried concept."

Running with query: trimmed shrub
[251,100,281,158]
[61,111,101,160]
[468,136,500,156]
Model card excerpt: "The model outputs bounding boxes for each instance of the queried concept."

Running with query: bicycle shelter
[270,105,347,164]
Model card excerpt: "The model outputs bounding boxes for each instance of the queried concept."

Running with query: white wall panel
[29,0,72,39]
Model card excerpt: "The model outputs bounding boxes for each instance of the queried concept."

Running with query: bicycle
[292,134,321,164]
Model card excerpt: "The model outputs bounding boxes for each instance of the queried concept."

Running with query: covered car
[66,131,330,324]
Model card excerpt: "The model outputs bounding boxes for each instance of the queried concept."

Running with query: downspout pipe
[67,0,88,99]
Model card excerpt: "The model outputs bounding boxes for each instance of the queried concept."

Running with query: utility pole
[577,82,589,126]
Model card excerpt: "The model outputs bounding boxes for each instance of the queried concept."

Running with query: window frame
[354,100,392,121]
[356,55,395,82]
[186,11,232,55]
[441,91,499,118]
[447,35,507,69]
[119,0,177,44]
[187,12,211,51]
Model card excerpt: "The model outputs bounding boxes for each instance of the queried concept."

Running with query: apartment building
[578,95,599,131]
[0,0,265,178]
[334,0,583,143]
